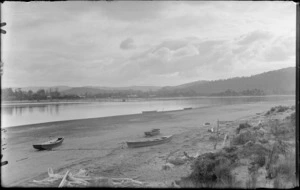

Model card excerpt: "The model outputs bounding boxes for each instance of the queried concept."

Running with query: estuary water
[1,95,295,128]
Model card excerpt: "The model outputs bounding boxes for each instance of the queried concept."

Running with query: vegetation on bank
[1,88,80,101]
[2,87,271,101]
[210,89,265,96]
[176,106,296,188]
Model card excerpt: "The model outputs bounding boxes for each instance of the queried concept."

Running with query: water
[1,96,295,128]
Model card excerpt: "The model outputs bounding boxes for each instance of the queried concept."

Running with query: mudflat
[1,99,295,187]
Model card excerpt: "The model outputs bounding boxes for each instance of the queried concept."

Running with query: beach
[1,99,295,187]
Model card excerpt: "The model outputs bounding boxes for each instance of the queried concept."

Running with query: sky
[1,1,296,88]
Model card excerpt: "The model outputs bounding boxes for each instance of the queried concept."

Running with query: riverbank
[1,99,295,187]
[2,94,295,105]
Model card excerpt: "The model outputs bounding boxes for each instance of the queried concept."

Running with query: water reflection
[1,96,295,127]
[2,104,61,116]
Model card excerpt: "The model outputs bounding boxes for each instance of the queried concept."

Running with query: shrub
[236,123,252,134]
[285,112,295,126]
[265,105,289,116]
[186,151,237,187]
[238,143,270,158]
[222,146,238,154]
[276,105,289,112]
[253,155,266,167]
[231,131,255,146]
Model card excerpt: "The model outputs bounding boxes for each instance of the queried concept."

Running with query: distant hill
[85,86,161,92]
[9,67,295,97]
[156,67,295,96]
[61,86,161,96]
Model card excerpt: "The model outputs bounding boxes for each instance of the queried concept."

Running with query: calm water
[1,96,295,128]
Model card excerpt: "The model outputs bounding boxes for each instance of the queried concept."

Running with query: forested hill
[156,67,295,96]
[2,67,295,100]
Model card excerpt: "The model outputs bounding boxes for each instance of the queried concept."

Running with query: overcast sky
[1,1,296,88]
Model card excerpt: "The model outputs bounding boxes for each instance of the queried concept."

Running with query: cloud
[262,35,295,62]
[2,1,295,87]
[120,38,136,50]
[237,30,272,45]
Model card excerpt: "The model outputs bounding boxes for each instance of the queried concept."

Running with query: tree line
[1,88,80,101]
[210,89,265,96]
[1,87,266,101]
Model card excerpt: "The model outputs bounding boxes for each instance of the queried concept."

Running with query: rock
[168,157,187,166]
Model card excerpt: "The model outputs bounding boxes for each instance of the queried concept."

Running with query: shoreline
[1,100,295,187]
[1,94,295,106]
[2,98,295,129]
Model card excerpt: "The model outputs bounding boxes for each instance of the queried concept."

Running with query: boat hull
[144,129,160,137]
[33,137,64,150]
[127,135,172,148]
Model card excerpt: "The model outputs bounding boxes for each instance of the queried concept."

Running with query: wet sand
[1,99,295,187]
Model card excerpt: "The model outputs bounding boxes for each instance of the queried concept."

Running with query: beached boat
[183,107,193,110]
[33,137,64,150]
[144,128,160,137]
[142,110,157,114]
[203,122,211,126]
[126,135,173,148]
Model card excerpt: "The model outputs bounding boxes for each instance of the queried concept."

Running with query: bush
[265,105,289,116]
[236,123,252,134]
[238,143,270,158]
[222,146,238,154]
[269,119,291,138]
[253,155,266,167]
[277,105,289,112]
[285,112,295,125]
[186,151,237,187]
[231,131,255,146]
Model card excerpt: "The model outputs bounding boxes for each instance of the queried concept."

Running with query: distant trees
[210,89,265,96]
[1,87,267,101]
[1,88,81,101]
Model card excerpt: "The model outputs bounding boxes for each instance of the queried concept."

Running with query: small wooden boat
[126,135,173,148]
[144,128,160,137]
[183,107,192,110]
[142,110,157,114]
[203,122,211,126]
[33,137,64,150]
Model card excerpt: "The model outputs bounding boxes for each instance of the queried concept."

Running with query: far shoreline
[1,94,296,106]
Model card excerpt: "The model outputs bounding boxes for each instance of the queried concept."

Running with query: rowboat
[142,110,157,114]
[126,135,173,148]
[203,122,211,126]
[144,128,160,137]
[33,137,64,150]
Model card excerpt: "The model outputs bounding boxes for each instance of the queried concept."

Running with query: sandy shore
[1,99,295,187]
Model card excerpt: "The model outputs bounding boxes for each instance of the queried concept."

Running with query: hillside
[61,86,161,96]
[157,67,295,96]
[6,67,295,97]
